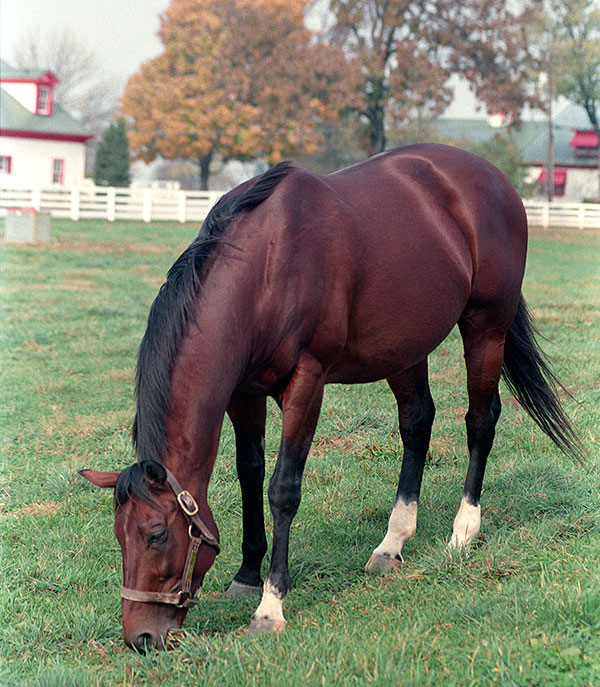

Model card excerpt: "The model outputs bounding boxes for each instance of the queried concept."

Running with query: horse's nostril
[133,632,156,653]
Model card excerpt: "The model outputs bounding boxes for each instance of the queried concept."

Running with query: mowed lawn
[1,219,599,687]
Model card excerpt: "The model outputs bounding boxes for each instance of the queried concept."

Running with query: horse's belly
[325,280,468,384]
[327,322,455,384]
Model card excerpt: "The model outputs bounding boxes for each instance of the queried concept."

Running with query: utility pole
[546,52,554,203]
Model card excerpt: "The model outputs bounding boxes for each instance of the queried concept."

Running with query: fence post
[107,187,116,222]
[71,187,80,221]
[178,191,187,223]
[32,186,42,211]
[578,204,586,230]
[542,203,550,229]
[209,191,220,210]
[143,189,152,223]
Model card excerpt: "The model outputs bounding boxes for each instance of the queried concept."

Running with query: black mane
[132,161,294,463]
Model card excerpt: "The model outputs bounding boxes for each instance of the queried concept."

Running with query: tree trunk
[198,153,212,191]
[364,77,387,157]
[546,57,554,203]
[368,106,386,157]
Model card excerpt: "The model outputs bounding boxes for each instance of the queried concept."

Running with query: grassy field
[1,219,599,686]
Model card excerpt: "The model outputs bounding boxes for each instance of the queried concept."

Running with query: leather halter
[120,467,220,608]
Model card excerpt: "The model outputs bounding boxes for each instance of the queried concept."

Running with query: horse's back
[328,144,527,264]
[302,145,524,380]
[238,145,529,386]
[327,145,528,315]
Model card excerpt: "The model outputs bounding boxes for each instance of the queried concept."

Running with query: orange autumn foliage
[122,0,358,187]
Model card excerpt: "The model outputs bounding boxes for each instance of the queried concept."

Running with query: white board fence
[1,185,600,229]
[0,185,223,224]
[523,201,600,229]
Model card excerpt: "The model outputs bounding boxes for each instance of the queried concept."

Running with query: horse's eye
[147,529,168,546]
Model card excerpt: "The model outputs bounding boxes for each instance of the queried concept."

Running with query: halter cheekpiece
[120,466,220,608]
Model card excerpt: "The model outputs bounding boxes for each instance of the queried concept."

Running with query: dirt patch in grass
[1,501,62,519]
[22,239,174,256]
[313,436,355,455]
[103,369,133,383]
[144,277,167,288]
[27,279,97,291]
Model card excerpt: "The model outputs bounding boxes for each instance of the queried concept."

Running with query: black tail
[501,295,584,463]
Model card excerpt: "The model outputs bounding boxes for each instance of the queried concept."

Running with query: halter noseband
[120,467,220,608]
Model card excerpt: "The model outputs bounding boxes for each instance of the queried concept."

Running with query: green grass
[1,220,599,686]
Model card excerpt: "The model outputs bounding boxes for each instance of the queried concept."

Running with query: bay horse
[81,144,581,651]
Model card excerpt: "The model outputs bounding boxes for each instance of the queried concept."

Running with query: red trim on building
[0,128,93,143]
[0,72,59,86]
[570,130,599,148]
[0,155,12,173]
[537,169,567,185]
[570,129,599,157]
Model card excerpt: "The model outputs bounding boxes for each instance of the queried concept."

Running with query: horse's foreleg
[249,353,325,633]
[366,361,435,573]
[450,318,504,548]
[226,391,268,597]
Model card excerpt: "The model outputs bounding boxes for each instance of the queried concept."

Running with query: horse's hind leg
[450,315,504,548]
[366,360,435,573]
[226,391,268,596]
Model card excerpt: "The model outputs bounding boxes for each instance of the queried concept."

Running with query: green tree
[465,135,535,198]
[94,118,131,187]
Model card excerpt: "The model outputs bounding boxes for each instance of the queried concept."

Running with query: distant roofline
[523,160,597,170]
[0,73,59,86]
[0,59,59,84]
[0,128,93,143]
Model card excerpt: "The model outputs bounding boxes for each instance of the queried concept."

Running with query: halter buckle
[177,490,199,517]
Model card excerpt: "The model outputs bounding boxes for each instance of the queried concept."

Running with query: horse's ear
[79,469,120,488]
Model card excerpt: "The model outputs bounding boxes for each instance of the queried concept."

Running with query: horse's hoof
[225,580,262,598]
[247,616,287,635]
[365,552,402,575]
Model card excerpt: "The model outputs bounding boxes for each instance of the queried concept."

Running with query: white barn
[0,60,92,188]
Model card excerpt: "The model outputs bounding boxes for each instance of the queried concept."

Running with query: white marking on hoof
[369,499,417,567]
[249,580,286,633]
[449,497,481,549]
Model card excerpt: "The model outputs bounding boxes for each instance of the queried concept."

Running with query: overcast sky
[1,0,170,87]
[0,0,483,117]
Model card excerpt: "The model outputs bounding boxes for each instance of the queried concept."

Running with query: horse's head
[80,460,219,652]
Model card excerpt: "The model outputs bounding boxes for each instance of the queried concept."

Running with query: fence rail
[2,185,600,229]
[0,185,223,224]
[522,201,600,229]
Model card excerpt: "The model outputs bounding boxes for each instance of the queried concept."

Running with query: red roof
[537,169,567,185]
[570,130,599,149]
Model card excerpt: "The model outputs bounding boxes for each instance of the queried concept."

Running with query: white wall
[0,135,87,187]
[564,167,599,202]
[1,82,37,112]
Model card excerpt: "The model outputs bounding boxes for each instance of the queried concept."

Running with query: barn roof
[0,87,92,140]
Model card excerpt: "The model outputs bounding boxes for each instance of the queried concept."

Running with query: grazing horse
[81,144,581,651]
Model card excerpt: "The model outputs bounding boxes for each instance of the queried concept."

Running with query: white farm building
[0,59,92,189]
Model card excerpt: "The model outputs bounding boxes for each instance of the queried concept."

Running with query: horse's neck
[163,264,254,477]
